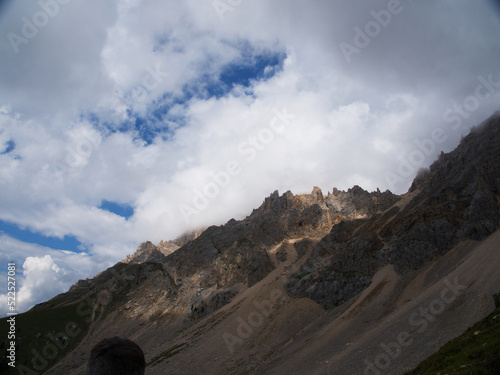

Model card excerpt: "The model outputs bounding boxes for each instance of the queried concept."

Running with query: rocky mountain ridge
[125,184,399,266]
[111,182,400,323]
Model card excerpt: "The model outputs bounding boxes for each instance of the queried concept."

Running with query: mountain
[1,112,499,375]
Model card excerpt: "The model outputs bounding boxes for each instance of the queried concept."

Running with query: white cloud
[15,255,69,311]
[0,236,100,316]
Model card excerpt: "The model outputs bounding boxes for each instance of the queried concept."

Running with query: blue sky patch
[0,219,85,253]
[177,49,286,101]
[1,139,15,155]
[99,200,134,219]
[95,46,286,145]
[219,50,286,89]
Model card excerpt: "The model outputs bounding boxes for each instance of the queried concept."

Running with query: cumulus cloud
[1,0,500,312]
[0,235,99,316]
[15,256,69,311]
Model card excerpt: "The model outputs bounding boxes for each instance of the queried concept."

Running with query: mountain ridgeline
[2,112,500,374]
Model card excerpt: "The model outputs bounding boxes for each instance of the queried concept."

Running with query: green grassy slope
[406,295,500,375]
[0,300,92,375]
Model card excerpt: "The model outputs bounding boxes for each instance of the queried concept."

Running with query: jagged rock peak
[123,240,179,264]
[254,185,398,218]
[326,185,399,218]
[311,186,324,199]
[123,229,205,264]
[254,189,294,214]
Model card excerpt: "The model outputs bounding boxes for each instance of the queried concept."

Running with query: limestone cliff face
[250,184,399,239]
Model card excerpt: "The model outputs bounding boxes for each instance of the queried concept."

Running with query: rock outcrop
[123,240,180,264]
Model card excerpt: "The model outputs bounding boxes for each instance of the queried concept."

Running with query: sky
[0,0,499,316]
